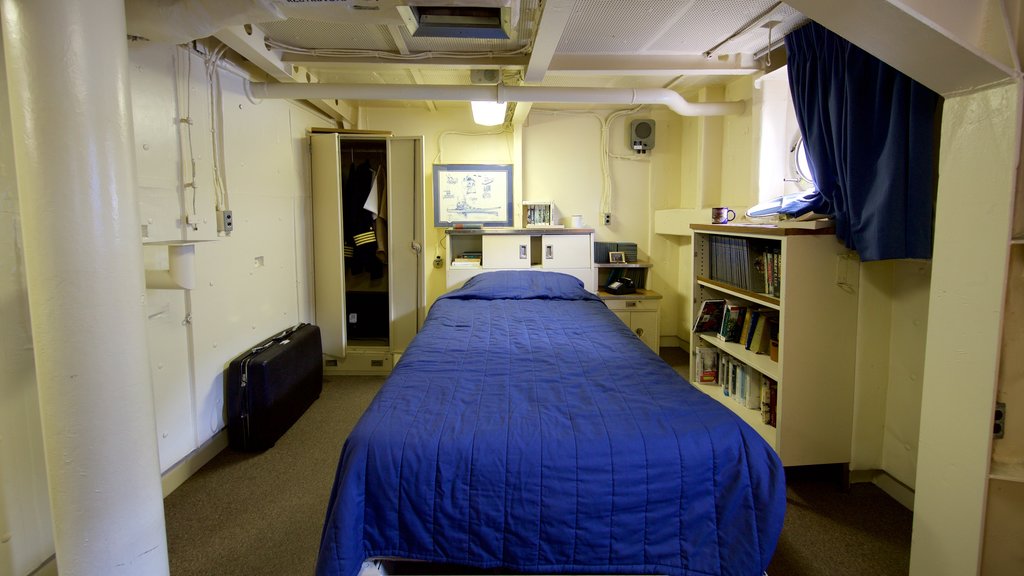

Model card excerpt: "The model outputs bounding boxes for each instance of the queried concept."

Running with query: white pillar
[1,1,169,574]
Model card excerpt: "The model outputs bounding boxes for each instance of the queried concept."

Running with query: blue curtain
[785,22,943,261]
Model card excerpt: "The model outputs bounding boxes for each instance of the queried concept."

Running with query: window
[791,136,815,189]
[756,66,806,205]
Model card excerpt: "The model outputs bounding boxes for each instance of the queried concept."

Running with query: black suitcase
[225,323,323,451]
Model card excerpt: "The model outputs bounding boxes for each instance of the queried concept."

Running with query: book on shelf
[450,257,482,268]
[739,308,758,348]
[749,313,778,355]
[717,304,745,342]
[760,377,778,427]
[695,346,719,383]
[693,299,726,332]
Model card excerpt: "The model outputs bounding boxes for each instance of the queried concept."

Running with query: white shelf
[696,277,780,310]
[693,381,776,448]
[990,461,1024,483]
[697,333,780,381]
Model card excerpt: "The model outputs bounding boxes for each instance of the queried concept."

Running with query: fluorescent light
[471,101,507,126]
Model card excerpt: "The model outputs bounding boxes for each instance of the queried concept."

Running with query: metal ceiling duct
[246,81,746,116]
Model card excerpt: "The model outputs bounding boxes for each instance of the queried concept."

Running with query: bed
[317,271,786,576]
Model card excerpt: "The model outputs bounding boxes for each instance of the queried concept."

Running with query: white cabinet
[446,229,595,291]
[604,294,661,352]
[482,234,531,268]
[689,224,858,467]
[541,234,590,269]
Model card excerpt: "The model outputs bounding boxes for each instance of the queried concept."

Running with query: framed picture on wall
[433,164,513,227]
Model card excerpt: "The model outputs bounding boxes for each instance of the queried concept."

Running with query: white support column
[1,1,169,574]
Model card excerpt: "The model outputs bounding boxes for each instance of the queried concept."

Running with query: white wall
[359,104,684,315]
[0,40,334,574]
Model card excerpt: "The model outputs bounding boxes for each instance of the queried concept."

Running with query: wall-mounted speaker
[630,119,655,154]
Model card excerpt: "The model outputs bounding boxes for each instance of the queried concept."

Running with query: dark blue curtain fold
[785,22,943,261]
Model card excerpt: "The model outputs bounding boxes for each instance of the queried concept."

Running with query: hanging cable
[175,44,199,230]
[203,42,231,213]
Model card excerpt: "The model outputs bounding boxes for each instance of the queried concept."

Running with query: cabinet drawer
[541,234,591,268]
[482,235,531,268]
[604,298,660,312]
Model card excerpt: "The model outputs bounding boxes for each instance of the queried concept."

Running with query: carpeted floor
[164,369,912,576]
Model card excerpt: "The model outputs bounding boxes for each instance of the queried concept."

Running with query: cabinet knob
[626,301,637,308]
[545,244,553,259]
[519,244,527,259]
[635,328,644,337]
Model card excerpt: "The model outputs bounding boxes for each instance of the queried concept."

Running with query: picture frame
[433,164,513,227]
[609,251,627,263]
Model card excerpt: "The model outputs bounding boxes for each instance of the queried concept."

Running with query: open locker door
[386,137,424,356]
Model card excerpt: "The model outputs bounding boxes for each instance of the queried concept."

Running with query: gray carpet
[164,375,383,576]
[164,371,912,576]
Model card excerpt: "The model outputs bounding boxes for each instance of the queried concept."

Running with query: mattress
[317,271,785,576]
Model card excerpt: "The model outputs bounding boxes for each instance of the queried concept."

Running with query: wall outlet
[994,402,1007,438]
[217,209,234,234]
[433,255,443,269]
[603,213,611,225]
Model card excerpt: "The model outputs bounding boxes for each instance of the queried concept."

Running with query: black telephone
[605,276,636,295]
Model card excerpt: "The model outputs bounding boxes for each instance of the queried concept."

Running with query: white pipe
[145,244,197,290]
[1,0,170,574]
[247,81,747,116]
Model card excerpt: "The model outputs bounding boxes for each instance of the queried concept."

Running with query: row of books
[693,299,778,355]
[695,347,777,426]
[707,236,781,297]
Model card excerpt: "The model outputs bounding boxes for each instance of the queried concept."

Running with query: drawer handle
[519,244,527,259]
[626,301,637,308]
[545,244,553,259]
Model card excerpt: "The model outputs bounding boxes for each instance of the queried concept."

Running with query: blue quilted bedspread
[317,271,785,576]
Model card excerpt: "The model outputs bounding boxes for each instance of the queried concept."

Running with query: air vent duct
[398,1,518,39]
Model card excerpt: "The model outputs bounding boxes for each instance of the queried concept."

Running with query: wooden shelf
[595,261,653,268]
[597,288,661,300]
[698,333,780,381]
[690,223,834,236]
[696,276,780,309]
[446,227,594,236]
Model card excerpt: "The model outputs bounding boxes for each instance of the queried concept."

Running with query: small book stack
[451,252,482,268]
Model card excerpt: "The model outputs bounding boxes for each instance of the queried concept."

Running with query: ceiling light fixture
[471,100,507,125]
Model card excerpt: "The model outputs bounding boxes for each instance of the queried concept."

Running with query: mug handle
[727,209,736,222]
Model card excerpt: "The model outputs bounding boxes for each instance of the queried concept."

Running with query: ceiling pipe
[246,81,746,116]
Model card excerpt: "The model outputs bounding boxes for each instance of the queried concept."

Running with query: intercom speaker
[630,119,655,153]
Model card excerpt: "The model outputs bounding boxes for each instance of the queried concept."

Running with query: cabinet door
[483,234,531,268]
[630,311,659,351]
[541,234,591,268]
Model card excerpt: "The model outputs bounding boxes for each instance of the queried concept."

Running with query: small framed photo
[609,251,626,263]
